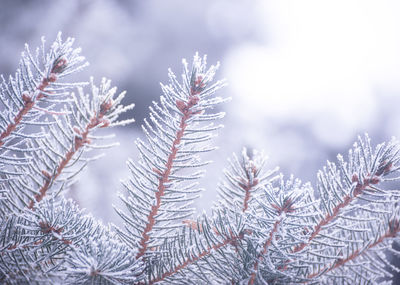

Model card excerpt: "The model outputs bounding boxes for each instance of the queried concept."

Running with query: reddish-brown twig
[136,85,202,259]
[0,58,67,147]
[292,174,378,254]
[307,218,400,279]
[28,100,112,209]
[274,164,393,281]
[249,198,295,284]
[149,232,243,284]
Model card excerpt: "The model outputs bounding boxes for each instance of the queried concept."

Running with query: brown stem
[240,176,259,213]
[292,175,371,254]
[136,93,200,259]
[236,157,259,213]
[149,233,242,284]
[0,59,67,147]
[38,221,72,245]
[28,101,112,209]
[182,171,259,233]
[307,218,400,279]
[249,220,280,285]
[2,220,74,256]
[274,171,388,281]
[249,198,295,283]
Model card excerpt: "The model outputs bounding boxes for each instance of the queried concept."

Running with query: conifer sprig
[244,135,400,284]
[27,78,134,209]
[0,32,86,151]
[217,148,279,213]
[116,54,227,263]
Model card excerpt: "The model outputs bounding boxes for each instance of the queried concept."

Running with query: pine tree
[1,34,400,284]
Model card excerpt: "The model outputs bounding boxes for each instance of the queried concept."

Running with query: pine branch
[27,78,133,209]
[245,176,318,284]
[0,32,86,152]
[116,54,227,263]
[307,213,400,282]
[150,230,242,284]
[0,33,88,212]
[182,149,278,234]
[148,207,248,284]
[249,216,283,284]
[292,157,393,254]
[217,148,278,213]
[2,77,134,212]
[263,135,400,284]
[0,199,94,283]
[0,35,137,284]
[1,198,145,284]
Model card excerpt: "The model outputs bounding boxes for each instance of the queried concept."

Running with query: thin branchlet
[117,54,227,266]
[136,89,201,259]
[149,231,243,284]
[0,35,138,284]
[28,99,111,208]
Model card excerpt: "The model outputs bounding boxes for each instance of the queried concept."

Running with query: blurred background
[2,0,400,227]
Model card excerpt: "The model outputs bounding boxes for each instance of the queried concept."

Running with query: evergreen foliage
[1,34,400,284]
